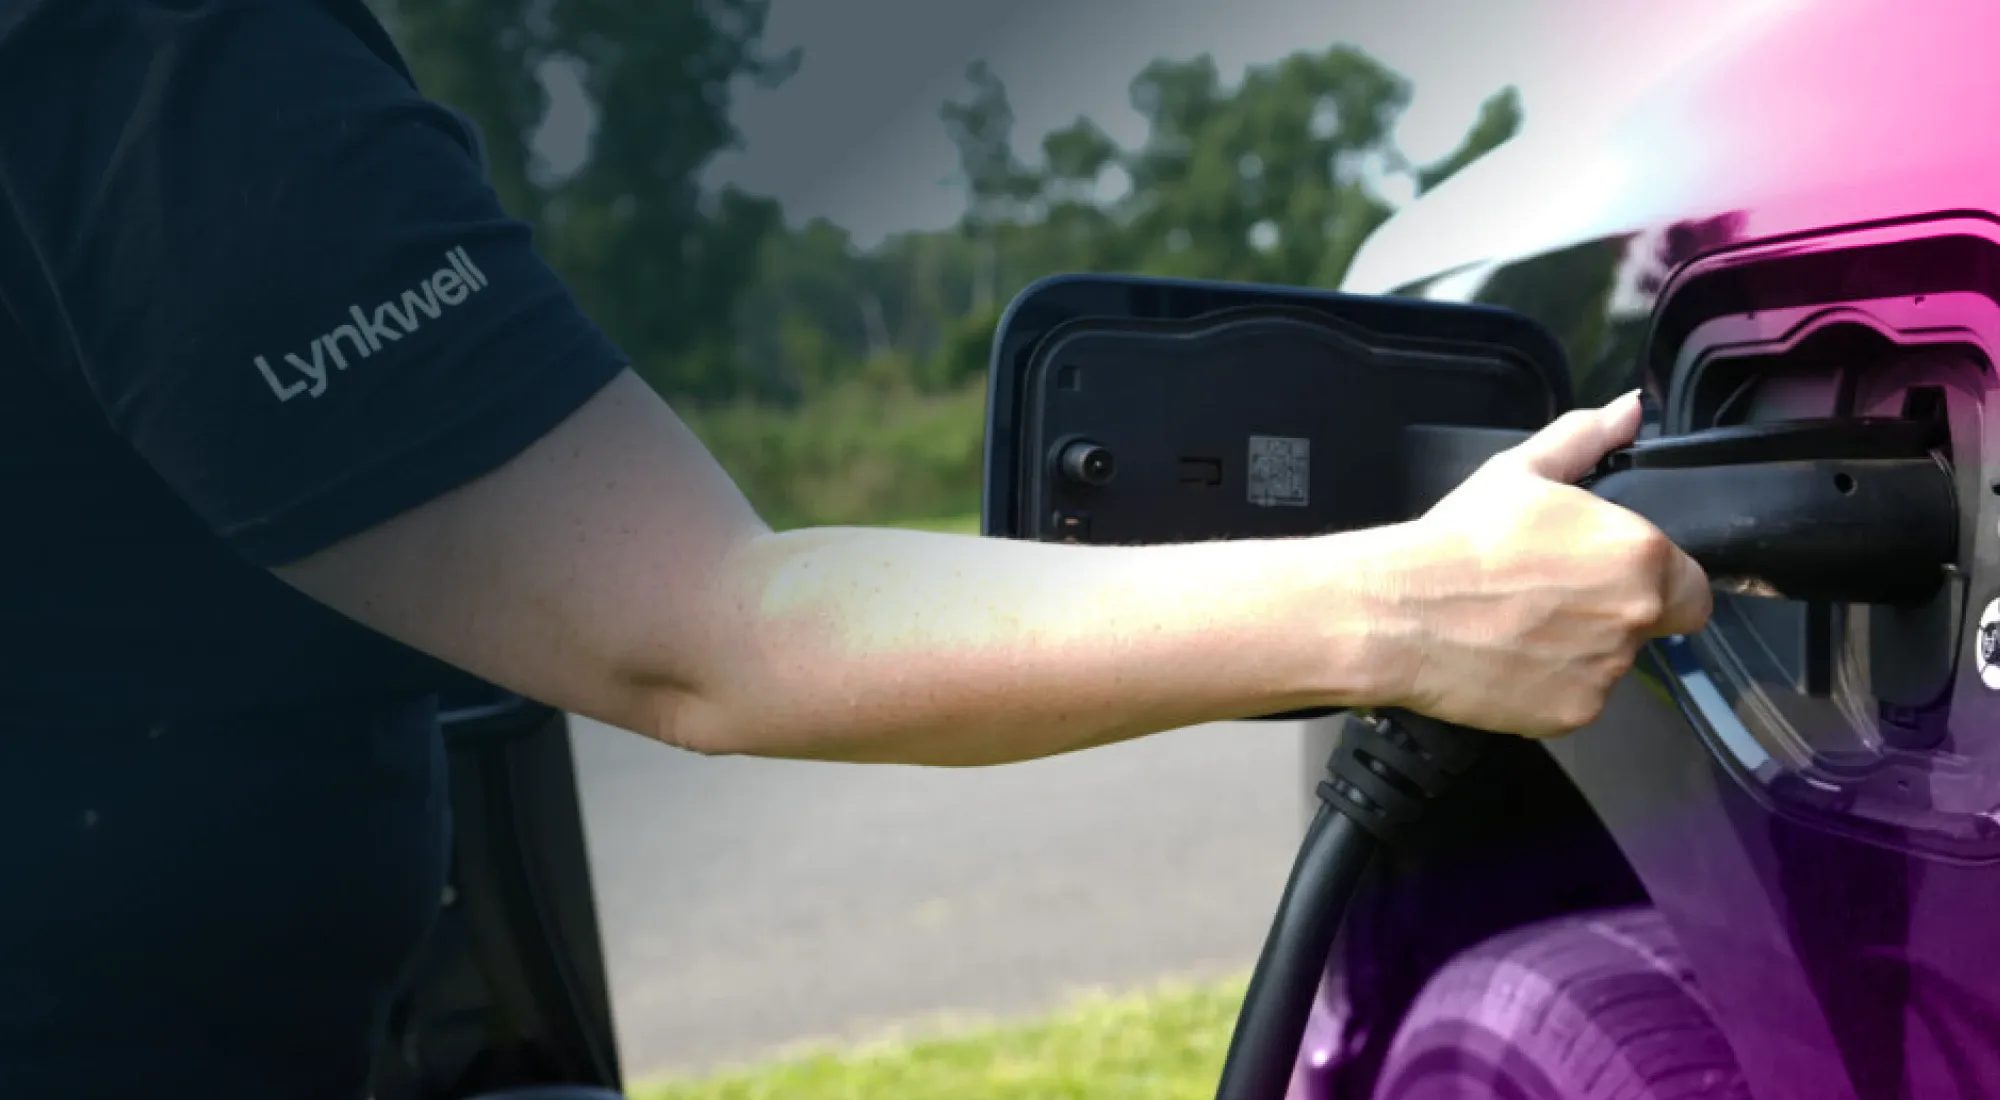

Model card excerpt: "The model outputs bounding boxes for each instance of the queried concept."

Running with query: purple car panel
[1283,2,2000,1097]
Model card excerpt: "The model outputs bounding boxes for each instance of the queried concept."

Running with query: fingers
[1653,545,1714,638]
[1503,390,1645,483]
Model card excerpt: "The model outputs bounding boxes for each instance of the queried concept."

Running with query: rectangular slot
[1178,457,1222,486]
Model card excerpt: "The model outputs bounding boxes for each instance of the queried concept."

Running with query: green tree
[1113,47,1420,287]
[940,60,1042,310]
[1040,117,1119,204]
[1031,118,1130,274]
[1411,86,1525,196]
[732,217,877,401]
[368,0,798,403]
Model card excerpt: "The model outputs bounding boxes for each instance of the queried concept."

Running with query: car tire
[1369,905,1752,1100]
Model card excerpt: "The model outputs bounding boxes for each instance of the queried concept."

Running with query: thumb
[1504,390,1644,483]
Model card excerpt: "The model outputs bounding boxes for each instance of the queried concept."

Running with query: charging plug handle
[1579,417,1959,605]
[1400,417,1960,605]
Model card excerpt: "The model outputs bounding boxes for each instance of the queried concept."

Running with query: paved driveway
[568,716,1312,1076]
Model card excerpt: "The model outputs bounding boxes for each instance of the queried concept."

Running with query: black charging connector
[1579,417,1956,606]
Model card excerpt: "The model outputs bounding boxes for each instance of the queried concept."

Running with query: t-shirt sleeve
[8,1,633,567]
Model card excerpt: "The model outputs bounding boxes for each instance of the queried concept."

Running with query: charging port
[1677,319,1982,759]
[1642,224,2000,861]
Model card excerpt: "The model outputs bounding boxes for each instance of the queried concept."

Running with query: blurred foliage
[367,0,797,403]
[679,375,989,531]
[371,5,1524,526]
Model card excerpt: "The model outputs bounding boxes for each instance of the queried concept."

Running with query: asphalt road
[566,715,1314,1078]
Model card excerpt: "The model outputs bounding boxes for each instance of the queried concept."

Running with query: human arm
[9,2,1709,766]
[275,377,1708,761]
[271,367,1421,764]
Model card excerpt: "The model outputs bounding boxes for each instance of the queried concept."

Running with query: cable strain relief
[1318,710,1485,844]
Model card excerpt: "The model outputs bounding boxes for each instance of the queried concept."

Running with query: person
[0,1,1713,1098]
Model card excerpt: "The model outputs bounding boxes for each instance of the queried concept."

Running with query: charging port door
[982,275,1570,550]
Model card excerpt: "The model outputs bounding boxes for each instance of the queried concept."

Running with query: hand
[1373,391,1713,737]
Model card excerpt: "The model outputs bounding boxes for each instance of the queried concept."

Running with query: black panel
[982,275,1571,547]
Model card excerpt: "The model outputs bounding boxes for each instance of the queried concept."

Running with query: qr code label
[1247,435,1310,507]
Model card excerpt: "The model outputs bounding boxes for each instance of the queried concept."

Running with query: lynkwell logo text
[253,246,489,402]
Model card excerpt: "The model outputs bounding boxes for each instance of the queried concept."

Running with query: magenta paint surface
[1292,2,2000,1097]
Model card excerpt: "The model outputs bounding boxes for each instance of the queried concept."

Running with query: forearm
[269,372,1675,757]
[270,372,1422,757]
[660,523,1420,765]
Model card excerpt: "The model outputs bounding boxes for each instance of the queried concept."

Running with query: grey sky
[538,0,1774,247]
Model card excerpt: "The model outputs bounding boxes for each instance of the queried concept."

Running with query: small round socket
[1056,439,1117,487]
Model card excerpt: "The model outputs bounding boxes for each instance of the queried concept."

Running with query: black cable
[1212,710,1486,1100]
[1211,804,1377,1100]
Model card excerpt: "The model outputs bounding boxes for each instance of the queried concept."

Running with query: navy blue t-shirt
[0,1,631,1096]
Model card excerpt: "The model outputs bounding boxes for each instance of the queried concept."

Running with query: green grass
[629,972,1250,1100]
